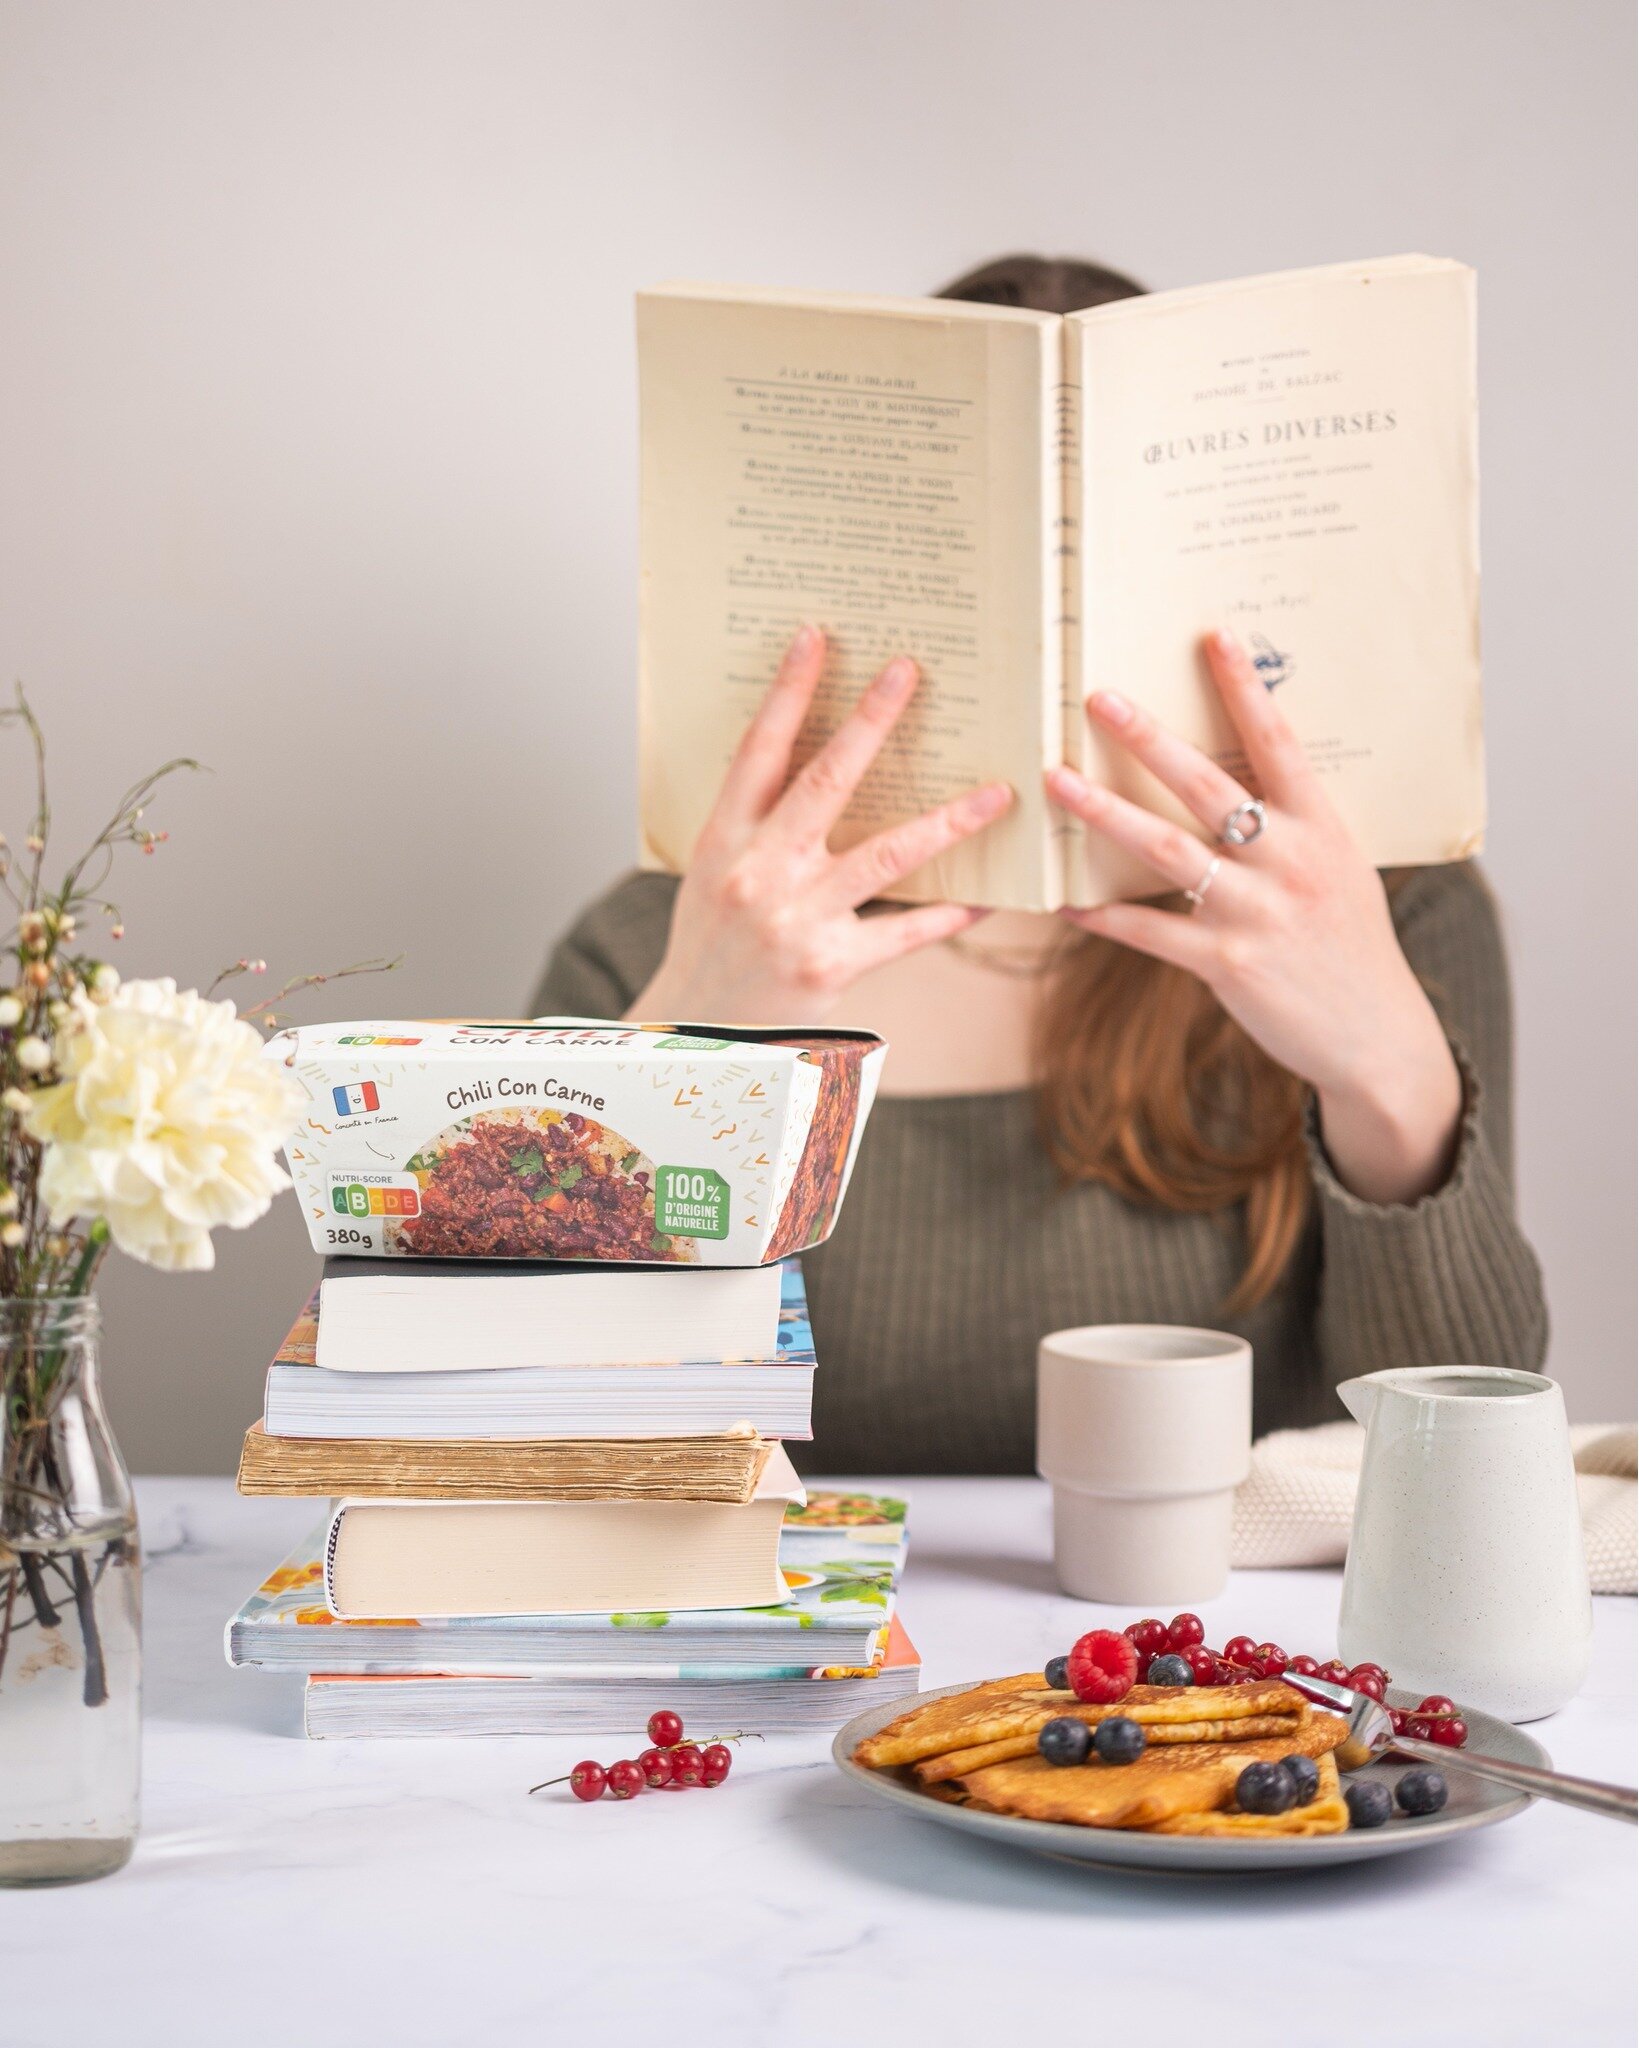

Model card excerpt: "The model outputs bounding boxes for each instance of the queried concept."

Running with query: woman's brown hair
[939,253,1311,1312]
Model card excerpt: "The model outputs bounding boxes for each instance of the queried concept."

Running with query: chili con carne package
[269,1018,886,1266]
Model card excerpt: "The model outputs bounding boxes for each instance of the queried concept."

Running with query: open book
[637,257,1484,911]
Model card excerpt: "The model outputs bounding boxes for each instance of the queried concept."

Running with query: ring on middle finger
[1219,797,1267,847]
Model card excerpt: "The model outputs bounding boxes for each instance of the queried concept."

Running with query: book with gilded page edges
[236,1420,775,1503]
[224,1492,908,1673]
[639,257,1484,911]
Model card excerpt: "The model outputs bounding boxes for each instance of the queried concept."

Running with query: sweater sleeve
[526,869,680,1020]
[1309,861,1549,1383]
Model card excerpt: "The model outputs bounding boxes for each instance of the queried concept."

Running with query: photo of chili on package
[268,1019,887,1266]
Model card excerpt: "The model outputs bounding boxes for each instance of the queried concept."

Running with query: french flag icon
[332,1082,379,1116]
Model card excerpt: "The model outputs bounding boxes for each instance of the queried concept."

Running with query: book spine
[1051,321,1083,907]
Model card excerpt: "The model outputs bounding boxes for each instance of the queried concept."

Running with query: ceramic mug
[1037,1324,1253,1604]
[1337,1365,1592,1721]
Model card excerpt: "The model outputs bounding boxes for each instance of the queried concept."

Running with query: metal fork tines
[1278,1669,1636,1825]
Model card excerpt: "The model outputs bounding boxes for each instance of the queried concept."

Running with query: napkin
[1232,1420,1637,1595]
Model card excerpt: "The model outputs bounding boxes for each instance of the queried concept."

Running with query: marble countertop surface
[5,1475,1634,2047]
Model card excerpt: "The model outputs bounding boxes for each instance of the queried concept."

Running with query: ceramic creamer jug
[1336,1366,1591,1722]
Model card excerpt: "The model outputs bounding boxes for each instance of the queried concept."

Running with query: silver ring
[1183,855,1222,913]
[1220,798,1267,847]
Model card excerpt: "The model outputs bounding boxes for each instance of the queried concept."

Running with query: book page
[638,285,1062,911]
[1068,257,1483,905]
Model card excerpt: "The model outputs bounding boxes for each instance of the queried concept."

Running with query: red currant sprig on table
[529,1710,754,1801]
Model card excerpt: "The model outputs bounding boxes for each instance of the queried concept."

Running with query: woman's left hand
[1045,628,1463,1207]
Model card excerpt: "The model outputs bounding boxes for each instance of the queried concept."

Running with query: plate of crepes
[837,1663,1549,1872]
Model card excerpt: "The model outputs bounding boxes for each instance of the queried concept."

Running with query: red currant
[1254,1643,1289,1674]
[1347,1667,1387,1701]
[1418,1694,1456,1718]
[1166,1613,1205,1651]
[568,1761,607,1802]
[606,1759,645,1800]
[637,1746,674,1788]
[1221,1634,1259,1669]
[647,1709,684,1748]
[1286,1654,1320,1678]
[1124,1619,1170,1660]
[1183,1645,1218,1684]
[1351,1662,1389,1685]
[1389,1708,1409,1735]
[1066,1629,1139,1705]
[669,1742,705,1787]
[1404,1715,1433,1741]
[1317,1660,1351,1685]
[700,1743,733,1786]
[1429,1716,1467,1748]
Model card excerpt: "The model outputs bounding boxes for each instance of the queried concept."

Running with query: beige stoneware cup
[1037,1324,1253,1605]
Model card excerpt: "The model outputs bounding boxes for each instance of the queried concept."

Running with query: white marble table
[6,1477,1634,2047]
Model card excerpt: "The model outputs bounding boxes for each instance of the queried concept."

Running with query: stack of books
[226,1019,917,1739]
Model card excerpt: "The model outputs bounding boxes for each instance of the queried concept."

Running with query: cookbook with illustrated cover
[225,1491,908,1674]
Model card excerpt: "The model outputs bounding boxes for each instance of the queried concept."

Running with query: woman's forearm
[1314,1019,1464,1207]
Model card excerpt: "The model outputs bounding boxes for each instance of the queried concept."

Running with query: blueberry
[1235,1761,1298,1815]
[1345,1779,1394,1830]
[1279,1754,1321,1807]
[1092,1715,1146,1765]
[1044,1655,1070,1691]
[1037,1715,1093,1767]
[1395,1768,1449,1817]
[1147,1653,1194,1687]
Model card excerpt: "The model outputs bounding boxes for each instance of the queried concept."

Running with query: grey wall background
[0,0,1631,1472]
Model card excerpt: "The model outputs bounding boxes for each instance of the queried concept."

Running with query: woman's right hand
[628,625,1014,1026]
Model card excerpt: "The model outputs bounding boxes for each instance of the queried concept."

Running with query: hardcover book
[224,1492,908,1673]
[638,256,1484,911]
[260,1260,817,1441]
[236,1420,775,1503]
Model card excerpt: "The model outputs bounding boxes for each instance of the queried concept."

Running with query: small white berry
[1,1221,24,1248]
[15,1036,51,1073]
[0,996,21,1029]
[92,964,120,999]
[1,1086,29,1113]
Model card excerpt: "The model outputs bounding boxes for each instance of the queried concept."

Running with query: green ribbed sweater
[531,864,1548,1475]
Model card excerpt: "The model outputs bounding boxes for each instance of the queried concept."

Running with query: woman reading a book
[535,257,1547,1475]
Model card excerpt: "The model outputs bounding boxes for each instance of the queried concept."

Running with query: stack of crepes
[854,1675,1351,1837]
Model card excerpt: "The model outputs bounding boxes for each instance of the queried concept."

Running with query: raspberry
[1066,1629,1139,1705]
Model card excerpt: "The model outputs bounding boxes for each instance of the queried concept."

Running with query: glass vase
[0,1296,141,1885]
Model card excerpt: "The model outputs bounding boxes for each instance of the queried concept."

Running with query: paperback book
[260,1260,816,1440]
[225,1492,908,1674]
[301,1617,921,1738]
[322,1444,805,1618]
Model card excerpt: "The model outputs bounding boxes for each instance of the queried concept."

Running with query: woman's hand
[1046,628,1463,1206]
[630,625,1014,1027]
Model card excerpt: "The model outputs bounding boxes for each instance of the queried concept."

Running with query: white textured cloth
[1232,1421,1637,1596]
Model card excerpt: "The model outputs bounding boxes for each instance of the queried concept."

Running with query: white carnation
[24,978,304,1272]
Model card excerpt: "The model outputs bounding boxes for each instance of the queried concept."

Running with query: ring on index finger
[1219,798,1267,847]
[1183,856,1222,914]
